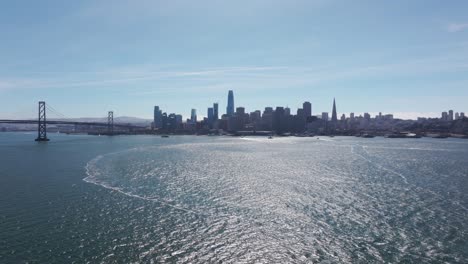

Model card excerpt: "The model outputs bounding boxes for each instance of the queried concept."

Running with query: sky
[1,0,467,120]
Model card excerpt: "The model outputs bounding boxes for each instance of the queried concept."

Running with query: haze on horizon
[1,0,467,120]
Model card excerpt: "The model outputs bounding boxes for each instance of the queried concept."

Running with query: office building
[273,107,286,134]
[227,90,235,116]
[191,109,197,123]
[331,98,337,122]
[208,107,214,122]
[442,112,448,121]
[175,115,183,125]
[213,103,219,120]
[303,101,312,117]
[153,106,163,128]
[322,112,329,121]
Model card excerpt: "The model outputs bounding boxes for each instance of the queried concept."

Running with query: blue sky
[1,0,467,120]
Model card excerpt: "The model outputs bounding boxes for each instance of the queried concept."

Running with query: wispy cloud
[447,23,468,33]
[2,44,468,97]
[0,66,287,92]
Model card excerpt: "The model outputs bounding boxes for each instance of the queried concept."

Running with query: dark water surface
[1,132,467,263]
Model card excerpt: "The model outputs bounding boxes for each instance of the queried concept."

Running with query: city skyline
[1,1,468,119]
[152,90,465,124]
[142,89,466,136]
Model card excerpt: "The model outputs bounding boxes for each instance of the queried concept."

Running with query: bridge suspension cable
[45,104,68,120]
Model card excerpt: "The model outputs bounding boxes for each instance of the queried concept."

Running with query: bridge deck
[0,119,146,129]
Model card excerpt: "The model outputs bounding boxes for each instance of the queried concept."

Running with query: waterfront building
[262,107,274,130]
[273,107,286,134]
[449,110,454,121]
[350,112,355,121]
[226,90,235,116]
[234,107,247,131]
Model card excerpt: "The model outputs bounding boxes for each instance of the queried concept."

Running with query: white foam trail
[351,145,409,184]
[363,146,456,152]
[316,137,335,142]
[83,154,207,216]
[355,145,468,213]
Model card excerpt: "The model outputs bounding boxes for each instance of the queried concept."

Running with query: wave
[83,151,206,216]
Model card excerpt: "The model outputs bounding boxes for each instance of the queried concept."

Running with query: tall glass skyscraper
[207,107,214,121]
[190,109,197,123]
[303,101,312,117]
[226,90,234,116]
[213,103,219,120]
[153,106,163,128]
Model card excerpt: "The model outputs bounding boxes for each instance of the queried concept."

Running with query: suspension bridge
[0,101,146,141]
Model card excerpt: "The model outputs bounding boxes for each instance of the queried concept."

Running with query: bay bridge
[0,101,146,141]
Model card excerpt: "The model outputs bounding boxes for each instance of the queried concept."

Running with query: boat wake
[83,153,206,216]
[351,145,409,184]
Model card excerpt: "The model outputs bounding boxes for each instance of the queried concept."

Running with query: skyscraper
[303,101,312,117]
[213,103,219,120]
[364,113,371,120]
[153,106,163,128]
[207,107,214,122]
[322,112,329,121]
[449,110,454,121]
[273,107,285,134]
[442,112,448,121]
[191,109,197,123]
[331,98,338,122]
[226,90,235,116]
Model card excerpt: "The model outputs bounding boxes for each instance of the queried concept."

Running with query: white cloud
[447,23,468,33]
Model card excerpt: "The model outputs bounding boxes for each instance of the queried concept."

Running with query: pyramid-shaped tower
[331,98,337,122]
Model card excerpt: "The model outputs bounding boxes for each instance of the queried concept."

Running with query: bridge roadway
[0,119,146,129]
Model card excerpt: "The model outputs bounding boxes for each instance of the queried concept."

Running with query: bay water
[1,133,467,263]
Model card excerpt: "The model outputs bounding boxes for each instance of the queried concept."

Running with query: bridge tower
[108,111,114,134]
[35,101,49,141]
